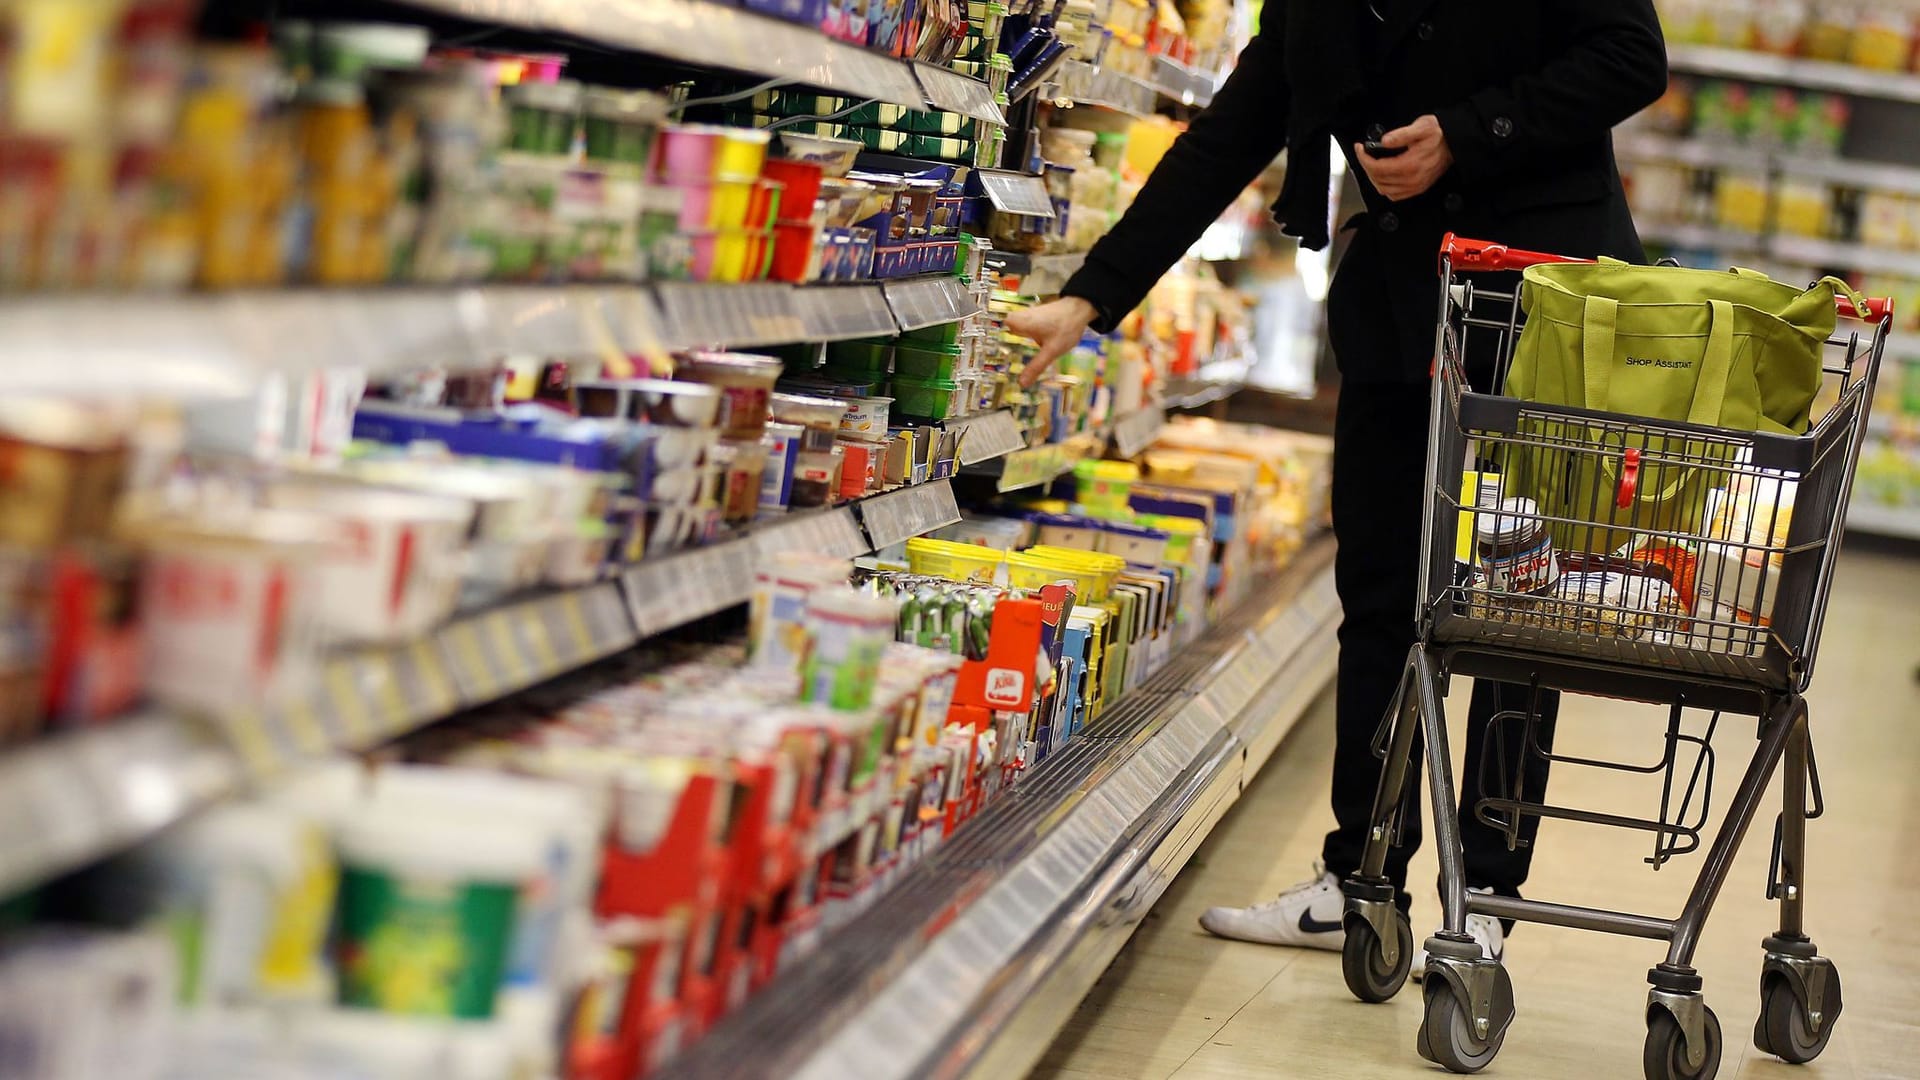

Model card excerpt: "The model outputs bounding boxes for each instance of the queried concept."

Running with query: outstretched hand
[1005,296,1098,387]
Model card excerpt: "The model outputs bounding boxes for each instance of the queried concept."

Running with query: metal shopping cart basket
[1336,234,1891,1078]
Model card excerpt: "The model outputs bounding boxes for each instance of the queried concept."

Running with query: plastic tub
[1006,550,1104,602]
[1020,546,1124,601]
[771,221,819,283]
[894,341,964,380]
[677,351,783,439]
[762,158,825,222]
[1030,510,1100,551]
[576,378,716,424]
[890,375,963,419]
[709,180,754,229]
[774,131,863,177]
[747,179,785,230]
[716,126,772,181]
[838,394,892,435]
[1097,520,1171,567]
[582,87,666,167]
[713,229,751,282]
[656,123,729,181]
[824,338,892,379]
[906,536,1006,584]
[333,808,546,1020]
[771,392,848,452]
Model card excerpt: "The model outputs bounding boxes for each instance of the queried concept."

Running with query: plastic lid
[506,77,583,112]
[582,86,668,120]
[335,806,549,883]
[1474,497,1541,545]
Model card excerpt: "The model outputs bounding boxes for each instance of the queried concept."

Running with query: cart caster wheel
[1645,1005,1722,1080]
[1416,977,1507,1073]
[1755,966,1842,1064]
[1341,908,1413,1003]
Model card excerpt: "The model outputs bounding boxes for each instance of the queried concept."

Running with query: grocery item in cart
[1473,497,1559,595]
[1547,563,1689,641]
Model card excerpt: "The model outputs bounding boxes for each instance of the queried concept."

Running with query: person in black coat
[1008,0,1668,965]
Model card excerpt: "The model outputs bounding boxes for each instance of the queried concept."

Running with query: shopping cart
[1336,235,1890,1078]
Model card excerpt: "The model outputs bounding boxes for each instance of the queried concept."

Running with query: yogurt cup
[837,394,892,435]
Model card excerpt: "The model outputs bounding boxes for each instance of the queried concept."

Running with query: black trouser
[1319,379,1560,915]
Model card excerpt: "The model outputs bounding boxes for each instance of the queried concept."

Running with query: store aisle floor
[1033,547,1920,1080]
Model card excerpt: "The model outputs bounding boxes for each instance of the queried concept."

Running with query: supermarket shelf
[1109,404,1166,459]
[1618,131,1920,198]
[1777,154,1920,197]
[659,538,1339,1080]
[0,714,243,898]
[973,170,1057,219]
[1847,500,1920,540]
[0,476,992,897]
[1046,59,1157,118]
[1667,44,1920,106]
[1163,377,1246,409]
[854,480,963,550]
[1637,220,1768,255]
[963,432,1104,492]
[1152,54,1218,107]
[397,0,936,113]
[946,408,1027,465]
[884,275,982,331]
[983,250,1087,296]
[1615,131,1772,172]
[1770,234,1920,278]
[238,582,638,776]
[1886,332,1920,358]
[0,279,990,391]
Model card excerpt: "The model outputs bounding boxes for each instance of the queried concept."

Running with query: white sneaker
[1197,862,1347,949]
[1411,887,1505,981]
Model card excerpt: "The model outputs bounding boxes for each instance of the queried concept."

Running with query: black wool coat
[1061,0,1670,383]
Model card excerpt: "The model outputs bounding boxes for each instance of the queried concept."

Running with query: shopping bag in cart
[1502,261,1866,552]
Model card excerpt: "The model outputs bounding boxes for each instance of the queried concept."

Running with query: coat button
[1443,193,1464,213]
[1491,116,1514,139]
[1416,20,1434,40]
[1378,212,1400,233]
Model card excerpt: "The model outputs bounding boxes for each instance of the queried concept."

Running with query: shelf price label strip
[884,277,980,331]
[621,537,758,638]
[406,0,929,108]
[912,62,1008,125]
[975,171,1056,219]
[1110,406,1165,460]
[0,715,244,897]
[856,479,963,550]
[752,507,868,562]
[949,409,1026,465]
[997,445,1075,492]
[794,285,899,341]
[654,283,807,349]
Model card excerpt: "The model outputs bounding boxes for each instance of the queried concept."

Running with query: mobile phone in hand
[1364,125,1407,159]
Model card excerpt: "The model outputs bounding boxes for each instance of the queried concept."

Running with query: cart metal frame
[1336,234,1888,1079]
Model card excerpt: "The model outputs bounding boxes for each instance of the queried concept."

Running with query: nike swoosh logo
[1298,909,1344,935]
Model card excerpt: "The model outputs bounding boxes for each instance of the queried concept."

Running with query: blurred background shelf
[1667,44,1920,105]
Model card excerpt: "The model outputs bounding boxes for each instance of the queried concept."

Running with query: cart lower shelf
[659,536,1340,1080]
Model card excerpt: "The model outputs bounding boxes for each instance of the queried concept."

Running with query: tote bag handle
[1579,296,1738,427]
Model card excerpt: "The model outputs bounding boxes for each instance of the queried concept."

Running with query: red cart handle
[1618,448,1640,510]
[1439,233,1894,321]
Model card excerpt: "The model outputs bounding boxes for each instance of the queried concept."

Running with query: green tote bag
[1501,261,1861,553]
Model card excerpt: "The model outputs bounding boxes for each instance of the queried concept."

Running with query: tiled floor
[1033,547,1920,1079]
